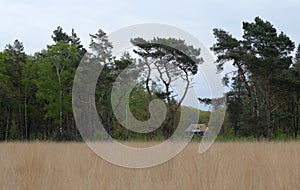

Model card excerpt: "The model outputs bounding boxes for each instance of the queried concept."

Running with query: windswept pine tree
[211,17,296,140]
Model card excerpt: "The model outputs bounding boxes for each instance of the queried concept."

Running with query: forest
[0,17,299,141]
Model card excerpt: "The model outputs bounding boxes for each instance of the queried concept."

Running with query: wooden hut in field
[185,124,208,137]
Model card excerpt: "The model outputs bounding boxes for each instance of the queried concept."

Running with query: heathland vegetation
[0,142,299,190]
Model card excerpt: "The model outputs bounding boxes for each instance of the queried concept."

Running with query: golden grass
[0,141,299,190]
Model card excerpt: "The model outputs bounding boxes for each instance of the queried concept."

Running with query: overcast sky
[1,0,299,110]
[1,0,299,54]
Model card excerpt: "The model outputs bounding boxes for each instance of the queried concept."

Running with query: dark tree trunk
[5,109,10,141]
[24,96,29,140]
[265,75,272,141]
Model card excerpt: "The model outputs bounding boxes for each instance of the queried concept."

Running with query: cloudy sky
[1,0,299,109]
[1,0,299,54]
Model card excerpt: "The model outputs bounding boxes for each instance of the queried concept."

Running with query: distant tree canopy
[0,26,204,141]
[0,17,299,141]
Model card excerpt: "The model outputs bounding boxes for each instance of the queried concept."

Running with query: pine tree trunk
[295,93,299,138]
[59,89,63,136]
[5,110,10,141]
[265,76,272,141]
[253,85,261,140]
[24,96,29,140]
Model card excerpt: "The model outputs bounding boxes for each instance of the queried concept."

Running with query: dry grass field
[0,141,299,190]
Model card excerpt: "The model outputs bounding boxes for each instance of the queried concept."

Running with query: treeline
[0,17,299,141]
[0,27,209,141]
[0,27,87,141]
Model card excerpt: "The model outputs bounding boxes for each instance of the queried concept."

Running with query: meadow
[0,142,299,190]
